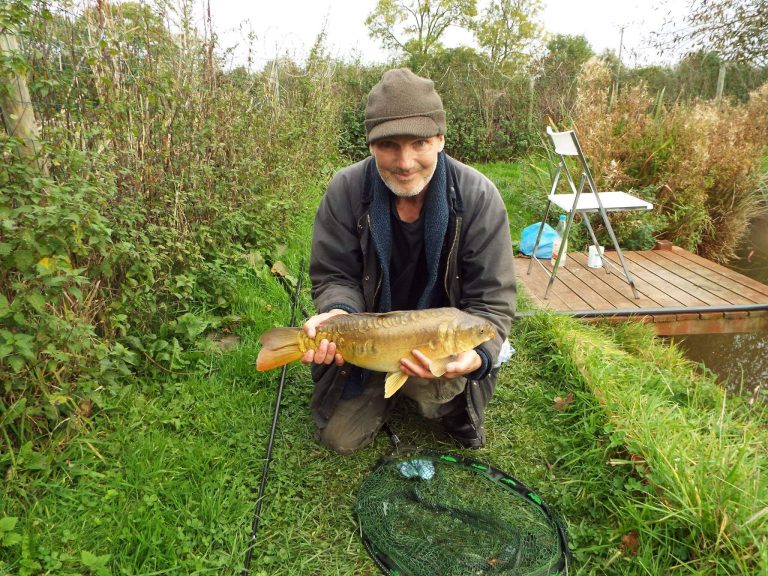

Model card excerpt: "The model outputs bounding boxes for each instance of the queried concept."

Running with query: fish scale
[257,308,496,397]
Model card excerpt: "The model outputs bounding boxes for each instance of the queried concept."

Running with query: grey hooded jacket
[308,154,516,443]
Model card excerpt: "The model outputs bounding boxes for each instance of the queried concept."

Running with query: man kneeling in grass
[302,68,516,454]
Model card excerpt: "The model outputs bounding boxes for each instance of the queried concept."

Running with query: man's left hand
[400,349,481,380]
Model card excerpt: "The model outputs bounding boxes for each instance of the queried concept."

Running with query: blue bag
[520,222,557,258]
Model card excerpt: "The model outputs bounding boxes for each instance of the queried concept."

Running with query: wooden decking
[514,246,768,335]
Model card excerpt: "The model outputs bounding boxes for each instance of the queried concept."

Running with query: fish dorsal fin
[428,355,456,377]
[384,371,409,398]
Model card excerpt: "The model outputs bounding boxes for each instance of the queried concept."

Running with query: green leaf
[67,286,83,301]
[80,550,111,575]
[0,294,9,317]
[25,292,46,313]
[8,355,25,373]
[0,397,26,424]
[12,250,35,272]
[1,533,21,547]
[18,442,50,472]
[0,517,18,532]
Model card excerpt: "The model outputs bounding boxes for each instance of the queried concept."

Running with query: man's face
[369,134,445,198]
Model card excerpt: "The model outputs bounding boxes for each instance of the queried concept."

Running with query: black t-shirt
[389,198,428,311]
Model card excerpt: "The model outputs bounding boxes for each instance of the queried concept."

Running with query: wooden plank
[670,246,768,298]
[653,313,768,336]
[603,253,705,307]
[567,252,643,309]
[642,250,758,305]
[518,256,597,311]
[553,263,614,310]
[651,313,680,323]
[653,249,768,304]
[620,251,728,306]
[571,251,676,308]
[516,250,768,337]
[515,257,575,311]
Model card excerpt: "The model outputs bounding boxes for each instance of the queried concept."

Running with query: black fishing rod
[242,259,305,576]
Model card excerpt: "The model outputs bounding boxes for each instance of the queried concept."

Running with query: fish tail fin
[257,327,304,371]
[384,371,409,398]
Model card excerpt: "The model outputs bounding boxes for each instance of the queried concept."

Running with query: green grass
[474,158,553,244]
[2,163,766,575]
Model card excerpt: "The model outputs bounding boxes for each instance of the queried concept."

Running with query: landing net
[356,453,570,576]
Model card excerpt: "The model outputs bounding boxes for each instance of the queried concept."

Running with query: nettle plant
[2,0,341,457]
[1,140,116,437]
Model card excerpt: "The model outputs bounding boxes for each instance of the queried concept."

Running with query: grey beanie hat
[364,68,446,144]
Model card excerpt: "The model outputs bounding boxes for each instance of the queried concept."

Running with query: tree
[657,0,768,65]
[473,0,544,68]
[534,34,594,123]
[365,0,477,61]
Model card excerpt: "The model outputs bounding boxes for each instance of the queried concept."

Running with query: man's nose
[395,148,417,171]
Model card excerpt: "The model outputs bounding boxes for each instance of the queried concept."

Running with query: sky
[204,0,691,70]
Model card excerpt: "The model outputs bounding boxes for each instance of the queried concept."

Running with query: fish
[256,307,496,398]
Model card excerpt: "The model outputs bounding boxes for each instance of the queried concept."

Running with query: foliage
[569,58,768,258]
[534,34,595,126]
[542,315,768,574]
[1,0,341,456]
[335,61,391,161]
[472,0,544,69]
[627,51,768,104]
[365,0,477,62]
[4,255,765,574]
[656,0,768,65]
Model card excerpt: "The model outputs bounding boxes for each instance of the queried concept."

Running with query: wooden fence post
[0,31,47,173]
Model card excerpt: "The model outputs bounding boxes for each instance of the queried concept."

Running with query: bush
[1,0,341,455]
[570,58,768,260]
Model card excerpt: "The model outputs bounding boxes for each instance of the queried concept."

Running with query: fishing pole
[242,258,305,576]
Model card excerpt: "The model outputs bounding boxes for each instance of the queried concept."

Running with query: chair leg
[544,210,577,299]
[527,201,553,275]
[600,209,641,299]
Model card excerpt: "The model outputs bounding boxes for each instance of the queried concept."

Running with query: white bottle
[551,214,568,267]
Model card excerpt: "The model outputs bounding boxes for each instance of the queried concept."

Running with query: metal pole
[242,259,305,575]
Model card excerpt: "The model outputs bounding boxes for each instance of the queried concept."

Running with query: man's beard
[378,162,438,198]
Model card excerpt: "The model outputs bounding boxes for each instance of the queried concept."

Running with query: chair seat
[548,191,653,213]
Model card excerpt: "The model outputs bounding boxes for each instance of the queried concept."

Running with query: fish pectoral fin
[428,355,457,378]
[384,371,409,398]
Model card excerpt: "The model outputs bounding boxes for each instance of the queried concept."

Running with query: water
[668,214,768,395]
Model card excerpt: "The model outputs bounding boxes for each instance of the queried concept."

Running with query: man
[303,68,516,454]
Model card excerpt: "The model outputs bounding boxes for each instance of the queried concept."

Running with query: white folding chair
[527,126,653,299]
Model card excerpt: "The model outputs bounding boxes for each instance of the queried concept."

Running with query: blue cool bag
[520,222,557,258]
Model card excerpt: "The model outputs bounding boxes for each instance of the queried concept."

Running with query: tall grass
[571,58,768,261]
[1,0,341,452]
[534,314,768,574]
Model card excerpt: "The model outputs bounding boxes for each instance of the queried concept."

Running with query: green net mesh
[356,454,568,576]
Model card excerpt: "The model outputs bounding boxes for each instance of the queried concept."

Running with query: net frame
[356,452,571,576]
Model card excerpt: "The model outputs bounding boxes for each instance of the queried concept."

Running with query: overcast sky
[204,0,690,70]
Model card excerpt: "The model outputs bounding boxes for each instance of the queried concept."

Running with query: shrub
[570,58,768,260]
[1,0,341,455]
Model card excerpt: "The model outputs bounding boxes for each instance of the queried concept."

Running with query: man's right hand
[301,309,348,366]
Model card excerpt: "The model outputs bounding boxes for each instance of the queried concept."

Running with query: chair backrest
[546,125,599,192]
[546,126,580,157]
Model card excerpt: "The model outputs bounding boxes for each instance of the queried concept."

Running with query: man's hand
[400,349,481,380]
[301,309,348,366]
